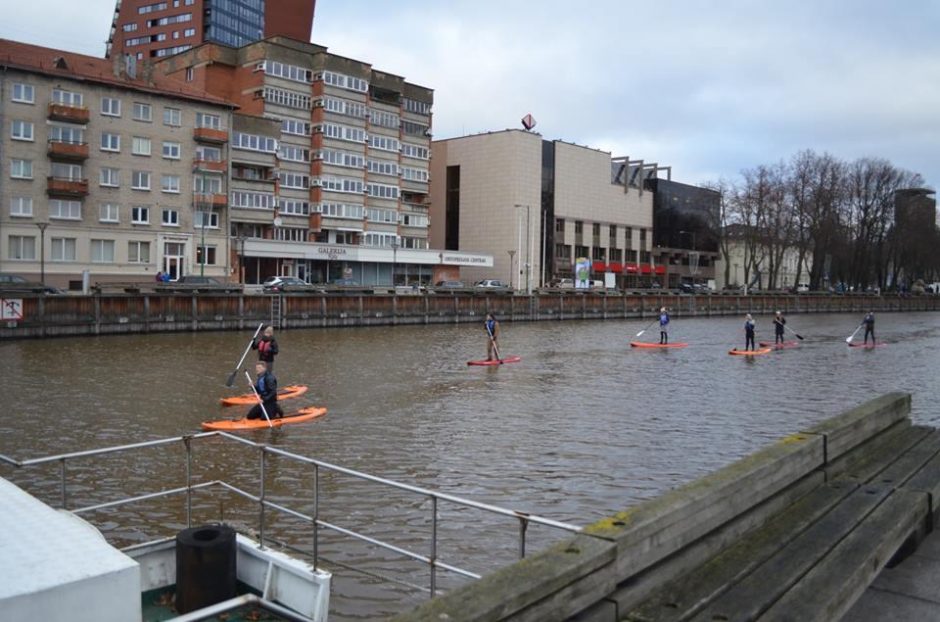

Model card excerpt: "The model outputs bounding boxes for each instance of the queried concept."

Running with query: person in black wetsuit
[773,311,786,345]
[247,361,284,420]
[744,314,756,351]
[863,311,875,345]
[251,325,279,370]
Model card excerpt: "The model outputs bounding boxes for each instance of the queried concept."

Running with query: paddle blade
[225,371,237,387]
[794,333,804,340]
[635,330,646,337]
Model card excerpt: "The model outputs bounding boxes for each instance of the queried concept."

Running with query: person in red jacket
[251,325,279,370]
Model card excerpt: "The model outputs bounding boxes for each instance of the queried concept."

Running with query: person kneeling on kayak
[247,361,284,420]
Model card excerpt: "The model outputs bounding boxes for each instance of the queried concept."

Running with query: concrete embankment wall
[1,292,937,339]
[391,393,916,622]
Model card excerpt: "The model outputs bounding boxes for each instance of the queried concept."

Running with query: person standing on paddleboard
[247,361,284,420]
[252,325,279,370]
[744,314,756,351]
[659,307,670,345]
[863,311,875,345]
[773,311,786,345]
[485,313,500,361]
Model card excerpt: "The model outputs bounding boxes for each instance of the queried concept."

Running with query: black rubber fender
[175,524,237,614]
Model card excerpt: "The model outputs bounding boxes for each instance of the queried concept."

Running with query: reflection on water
[2,311,940,619]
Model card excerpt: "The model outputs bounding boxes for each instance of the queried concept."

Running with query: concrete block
[802,392,911,464]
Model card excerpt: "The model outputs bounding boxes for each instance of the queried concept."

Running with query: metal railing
[0,431,582,598]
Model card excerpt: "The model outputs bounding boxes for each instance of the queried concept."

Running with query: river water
[2,311,939,619]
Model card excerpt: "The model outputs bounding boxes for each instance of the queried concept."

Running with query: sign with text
[1,298,24,320]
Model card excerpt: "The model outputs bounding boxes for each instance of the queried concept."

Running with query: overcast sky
[4,1,939,189]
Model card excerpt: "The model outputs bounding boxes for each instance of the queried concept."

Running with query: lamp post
[36,222,48,289]
[514,203,532,294]
[507,250,516,289]
[391,239,399,286]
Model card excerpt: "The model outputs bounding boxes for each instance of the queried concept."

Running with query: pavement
[842,528,940,621]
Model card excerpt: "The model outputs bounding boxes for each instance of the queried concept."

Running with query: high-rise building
[107,0,316,61]
[0,38,236,288]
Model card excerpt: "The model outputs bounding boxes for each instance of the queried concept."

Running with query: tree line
[708,150,939,292]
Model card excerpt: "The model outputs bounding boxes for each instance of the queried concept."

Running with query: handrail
[0,431,581,600]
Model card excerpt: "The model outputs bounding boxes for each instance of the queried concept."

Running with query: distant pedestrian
[155,271,164,282]
[161,271,171,282]
[863,311,875,345]
[252,324,279,370]
[484,313,500,361]
[659,307,670,345]
[773,311,786,345]
[744,314,756,351]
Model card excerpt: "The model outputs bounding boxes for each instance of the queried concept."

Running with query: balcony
[194,127,228,143]
[47,176,89,197]
[194,193,228,208]
[47,140,89,161]
[193,158,228,173]
[48,102,90,124]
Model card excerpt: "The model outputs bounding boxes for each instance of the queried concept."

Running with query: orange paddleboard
[220,385,308,406]
[201,406,327,431]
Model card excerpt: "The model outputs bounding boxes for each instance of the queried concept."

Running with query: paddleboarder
[247,361,284,420]
[484,313,500,361]
[659,307,670,345]
[862,311,875,345]
[773,311,786,345]
[744,314,756,351]
[252,325,279,370]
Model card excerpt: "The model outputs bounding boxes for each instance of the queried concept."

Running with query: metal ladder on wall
[270,295,282,328]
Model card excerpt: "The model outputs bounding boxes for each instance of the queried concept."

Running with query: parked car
[262,275,318,293]
[329,278,360,286]
[678,282,696,294]
[160,275,242,293]
[433,280,465,289]
[0,273,64,294]
[474,279,509,289]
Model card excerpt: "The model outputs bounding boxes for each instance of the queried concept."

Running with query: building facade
[158,36,488,285]
[107,0,317,61]
[430,130,660,290]
[0,39,235,289]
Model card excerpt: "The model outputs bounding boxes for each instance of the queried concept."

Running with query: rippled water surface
[2,311,939,619]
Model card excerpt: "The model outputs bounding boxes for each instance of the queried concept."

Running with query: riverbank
[1,291,937,339]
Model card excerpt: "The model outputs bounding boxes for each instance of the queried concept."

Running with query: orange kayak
[729,348,773,356]
[220,385,308,406]
[201,406,327,431]
[630,341,688,349]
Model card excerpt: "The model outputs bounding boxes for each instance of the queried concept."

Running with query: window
[195,245,217,266]
[132,206,150,224]
[50,125,84,144]
[184,28,196,37]
[317,176,364,194]
[11,159,33,179]
[196,112,222,129]
[52,89,83,107]
[50,199,81,220]
[12,83,34,103]
[11,196,33,217]
[8,235,36,260]
[575,221,583,234]
[99,203,120,222]
[556,218,565,233]
[51,237,77,262]
[11,120,33,141]
[281,119,310,136]
[162,141,181,159]
[318,202,365,219]
[195,145,222,161]
[403,97,432,115]
[162,209,179,226]
[194,211,219,228]
[319,71,369,93]
[278,144,310,163]
[155,33,167,42]
[364,207,396,223]
[318,123,366,143]
[123,23,138,32]
[132,136,151,155]
[402,167,428,182]
[91,239,115,263]
[51,163,83,181]
[101,97,121,117]
[366,182,400,200]
[132,102,152,121]
[279,199,309,216]
[161,174,180,193]
[101,132,121,152]
[194,175,222,194]
[261,60,312,83]
[369,108,399,128]
[137,1,167,14]
[231,191,275,209]
[163,107,181,126]
[280,172,309,189]
[185,67,194,82]
[401,143,429,160]
[264,87,311,110]
[367,159,398,176]
[232,132,277,153]
[132,170,151,190]
[99,167,120,187]
[321,149,365,169]
[128,241,151,263]
[369,134,400,152]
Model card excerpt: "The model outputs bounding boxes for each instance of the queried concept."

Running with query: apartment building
[430,130,660,290]
[0,39,235,288]
[107,0,316,61]
[159,36,488,286]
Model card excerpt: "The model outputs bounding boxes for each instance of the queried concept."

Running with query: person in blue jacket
[659,307,670,344]
[484,313,500,360]
[247,361,284,420]
[744,313,756,351]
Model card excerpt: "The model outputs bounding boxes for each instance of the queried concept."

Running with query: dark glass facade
[205,0,264,47]
[445,165,460,250]
[541,140,556,281]
[645,178,720,252]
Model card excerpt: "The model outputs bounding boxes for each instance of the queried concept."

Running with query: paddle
[782,322,804,340]
[845,323,864,344]
[244,370,273,428]
[487,326,503,364]
[225,323,265,387]
[635,317,659,338]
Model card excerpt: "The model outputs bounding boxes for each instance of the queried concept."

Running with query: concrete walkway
[842,528,940,621]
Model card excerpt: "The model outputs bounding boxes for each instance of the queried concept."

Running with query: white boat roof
[0,477,140,620]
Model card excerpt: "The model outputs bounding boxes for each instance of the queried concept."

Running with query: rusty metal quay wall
[1,292,938,339]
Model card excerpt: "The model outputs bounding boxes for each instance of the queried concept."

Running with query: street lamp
[514,203,532,294]
[35,222,48,289]
[391,239,399,286]
[194,165,213,277]
[507,249,516,289]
